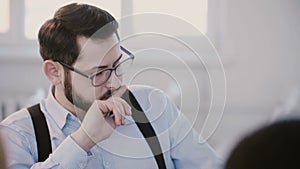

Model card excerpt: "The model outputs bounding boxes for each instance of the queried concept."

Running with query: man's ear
[43,60,63,85]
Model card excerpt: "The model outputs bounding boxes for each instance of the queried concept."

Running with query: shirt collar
[42,86,75,129]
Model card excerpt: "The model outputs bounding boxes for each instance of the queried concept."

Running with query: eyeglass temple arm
[121,46,135,59]
[59,61,90,78]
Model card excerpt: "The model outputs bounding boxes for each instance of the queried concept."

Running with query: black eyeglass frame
[58,46,135,87]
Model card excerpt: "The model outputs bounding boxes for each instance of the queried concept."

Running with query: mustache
[99,86,122,100]
[99,90,113,100]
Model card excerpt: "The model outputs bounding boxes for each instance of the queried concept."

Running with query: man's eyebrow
[92,54,123,70]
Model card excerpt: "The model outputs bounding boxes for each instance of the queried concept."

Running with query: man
[0,3,222,169]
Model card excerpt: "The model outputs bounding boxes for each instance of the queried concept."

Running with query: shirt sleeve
[41,136,89,169]
[0,124,89,169]
[165,97,224,169]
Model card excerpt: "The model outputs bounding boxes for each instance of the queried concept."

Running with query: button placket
[103,160,111,169]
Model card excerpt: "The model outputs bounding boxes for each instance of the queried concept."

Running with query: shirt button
[104,161,111,169]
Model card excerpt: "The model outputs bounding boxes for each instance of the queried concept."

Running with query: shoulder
[128,85,173,119]
[128,85,167,100]
[128,85,169,108]
[1,108,33,134]
[128,84,159,93]
[0,108,38,163]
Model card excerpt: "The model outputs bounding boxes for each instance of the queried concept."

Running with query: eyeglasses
[58,46,135,87]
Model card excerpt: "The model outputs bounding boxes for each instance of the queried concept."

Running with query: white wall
[207,0,300,158]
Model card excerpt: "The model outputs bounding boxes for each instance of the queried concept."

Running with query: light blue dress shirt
[0,85,223,169]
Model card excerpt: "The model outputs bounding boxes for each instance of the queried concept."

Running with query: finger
[111,109,122,126]
[95,100,110,117]
[100,96,128,125]
[120,111,125,125]
[111,96,131,116]
[110,99,131,125]
[104,115,116,129]
[119,99,132,116]
[115,99,127,125]
[99,100,116,118]
[103,111,113,118]
[112,104,123,126]
[120,104,126,125]
[119,102,127,125]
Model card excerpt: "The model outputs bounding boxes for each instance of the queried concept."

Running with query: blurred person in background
[0,133,6,168]
[225,119,300,169]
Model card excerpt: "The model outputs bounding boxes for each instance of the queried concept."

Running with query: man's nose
[104,71,121,89]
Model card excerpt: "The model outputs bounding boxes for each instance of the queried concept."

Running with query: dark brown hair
[225,120,300,169]
[38,3,118,65]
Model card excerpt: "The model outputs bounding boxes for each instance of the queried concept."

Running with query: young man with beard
[0,3,222,169]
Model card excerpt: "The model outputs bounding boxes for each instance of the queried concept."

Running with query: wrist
[70,127,96,152]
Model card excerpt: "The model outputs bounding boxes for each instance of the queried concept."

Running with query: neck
[53,86,86,121]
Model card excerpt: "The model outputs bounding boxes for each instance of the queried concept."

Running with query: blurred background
[1,0,300,160]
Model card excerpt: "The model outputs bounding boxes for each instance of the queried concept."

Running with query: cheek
[71,75,108,100]
[72,76,94,97]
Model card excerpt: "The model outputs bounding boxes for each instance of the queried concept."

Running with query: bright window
[132,0,207,35]
[25,0,121,39]
[23,1,207,39]
[0,0,10,33]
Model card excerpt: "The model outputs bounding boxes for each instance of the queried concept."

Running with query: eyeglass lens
[92,58,133,86]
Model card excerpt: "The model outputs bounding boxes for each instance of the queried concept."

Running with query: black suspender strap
[27,90,166,168]
[122,90,167,169]
[28,104,52,162]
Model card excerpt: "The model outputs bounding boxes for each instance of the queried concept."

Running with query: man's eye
[96,71,104,75]
[93,68,105,74]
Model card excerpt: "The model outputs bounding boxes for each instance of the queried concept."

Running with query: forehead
[75,35,120,68]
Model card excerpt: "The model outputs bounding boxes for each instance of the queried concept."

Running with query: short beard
[64,70,91,112]
[63,70,115,112]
